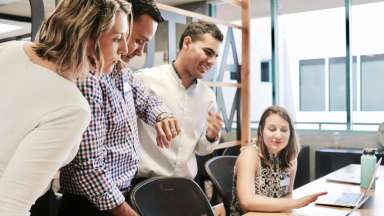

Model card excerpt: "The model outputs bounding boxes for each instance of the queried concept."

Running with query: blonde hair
[33,0,131,78]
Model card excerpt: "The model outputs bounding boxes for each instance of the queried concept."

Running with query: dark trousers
[58,191,131,216]
[58,193,110,216]
[30,188,57,216]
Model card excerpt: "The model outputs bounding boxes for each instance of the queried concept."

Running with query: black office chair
[29,0,45,40]
[222,145,240,156]
[205,156,237,214]
[130,177,215,216]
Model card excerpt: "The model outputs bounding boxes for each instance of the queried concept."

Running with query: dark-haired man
[134,21,225,215]
[123,0,164,62]
[59,1,176,216]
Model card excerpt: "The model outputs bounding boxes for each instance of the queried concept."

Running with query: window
[360,54,384,111]
[260,61,271,82]
[299,59,325,111]
[329,57,357,111]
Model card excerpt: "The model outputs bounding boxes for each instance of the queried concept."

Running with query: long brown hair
[256,105,300,169]
[33,0,131,78]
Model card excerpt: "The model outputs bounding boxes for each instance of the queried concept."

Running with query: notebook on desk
[315,157,382,208]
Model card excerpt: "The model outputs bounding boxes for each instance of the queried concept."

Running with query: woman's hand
[295,192,328,208]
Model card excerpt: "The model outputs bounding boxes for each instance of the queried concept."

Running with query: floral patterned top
[230,148,291,216]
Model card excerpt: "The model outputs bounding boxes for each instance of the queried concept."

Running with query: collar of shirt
[105,67,125,90]
[171,61,198,92]
[110,66,122,80]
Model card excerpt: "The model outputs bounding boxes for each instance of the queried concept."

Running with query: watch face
[156,113,169,122]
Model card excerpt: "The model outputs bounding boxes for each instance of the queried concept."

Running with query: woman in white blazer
[0,0,132,215]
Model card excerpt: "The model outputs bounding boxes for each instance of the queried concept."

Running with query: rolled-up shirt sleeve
[126,70,171,127]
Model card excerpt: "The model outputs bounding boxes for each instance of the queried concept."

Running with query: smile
[201,65,209,72]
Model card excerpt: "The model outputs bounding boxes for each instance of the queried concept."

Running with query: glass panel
[360,54,384,111]
[299,59,325,111]
[217,0,273,127]
[329,57,357,111]
[353,124,380,131]
[260,61,270,82]
[321,124,347,130]
[295,124,320,130]
[154,21,169,66]
[278,0,345,122]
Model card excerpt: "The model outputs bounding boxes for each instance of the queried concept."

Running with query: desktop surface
[244,164,384,216]
[0,18,30,42]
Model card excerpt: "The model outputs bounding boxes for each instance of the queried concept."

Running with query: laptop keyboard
[335,193,361,205]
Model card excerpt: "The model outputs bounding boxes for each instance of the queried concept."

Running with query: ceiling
[220,0,382,20]
[158,0,204,5]
[158,0,384,21]
[1,0,381,21]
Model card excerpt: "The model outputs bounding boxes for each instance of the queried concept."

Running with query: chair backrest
[222,145,240,156]
[130,177,215,216]
[205,155,237,214]
[29,0,45,40]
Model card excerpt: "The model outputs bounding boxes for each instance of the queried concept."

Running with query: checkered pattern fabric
[60,68,168,210]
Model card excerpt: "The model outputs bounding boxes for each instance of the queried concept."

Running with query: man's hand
[126,204,139,216]
[155,115,181,148]
[206,111,223,142]
[109,202,139,216]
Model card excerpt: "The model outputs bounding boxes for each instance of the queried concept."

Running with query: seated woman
[230,106,326,215]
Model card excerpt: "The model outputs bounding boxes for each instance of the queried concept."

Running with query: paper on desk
[0,0,22,5]
[0,23,22,34]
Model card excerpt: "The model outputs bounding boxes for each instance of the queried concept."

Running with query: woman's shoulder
[240,144,259,155]
[235,144,261,175]
[238,144,260,163]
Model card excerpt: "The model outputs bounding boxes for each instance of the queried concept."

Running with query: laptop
[315,157,382,208]
[325,167,360,185]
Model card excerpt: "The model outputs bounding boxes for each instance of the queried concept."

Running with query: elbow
[238,197,254,212]
[238,196,272,212]
[195,145,214,156]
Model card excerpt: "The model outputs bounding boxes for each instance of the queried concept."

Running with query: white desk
[0,18,30,42]
[244,164,384,216]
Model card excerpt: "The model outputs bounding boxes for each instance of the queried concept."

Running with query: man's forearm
[108,202,138,216]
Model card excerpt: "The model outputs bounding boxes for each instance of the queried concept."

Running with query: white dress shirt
[134,64,219,179]
[0,41,91,216]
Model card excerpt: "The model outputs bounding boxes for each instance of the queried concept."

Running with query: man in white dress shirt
[135,20,223,179]
[133,22,225,215]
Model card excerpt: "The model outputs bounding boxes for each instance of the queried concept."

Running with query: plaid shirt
[60,67,168,210]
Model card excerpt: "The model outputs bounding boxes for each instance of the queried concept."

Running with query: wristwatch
[156,112,174,122]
